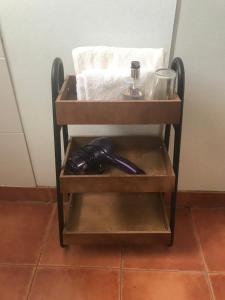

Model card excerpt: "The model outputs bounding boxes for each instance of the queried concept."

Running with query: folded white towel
[72,46,165,74]
[76,68,151,100]
[76,69,126,100]
[72,46,165,100]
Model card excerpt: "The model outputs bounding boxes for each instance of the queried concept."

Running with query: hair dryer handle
[105,153,145,175]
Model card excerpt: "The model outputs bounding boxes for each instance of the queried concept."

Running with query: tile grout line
[24,267,36,300]
[122,267,204,274]
[38,263,121,270]
[25,204,56,300]
[120,269,124,300]
[0,262,35,267]
[190,208,216,300]
[21,263,207,273]
[119,247,124,300]
[209,271,225,275]
[205,274,217,300]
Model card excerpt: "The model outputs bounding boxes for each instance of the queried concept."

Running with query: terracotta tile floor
[0,201,225,300]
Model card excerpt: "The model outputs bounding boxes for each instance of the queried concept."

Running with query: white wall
[0,0,176,186]
[2,0,224,191]
[173,0,225,190]
[0,37,35,186]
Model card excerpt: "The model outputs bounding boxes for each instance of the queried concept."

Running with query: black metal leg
[62,125,69,152]
[55,152,65,248]
[51,58,66,247]
[169,125,182,245]
[169,57,185,246]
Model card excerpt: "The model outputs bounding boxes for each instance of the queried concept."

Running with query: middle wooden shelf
[60,135,175,193]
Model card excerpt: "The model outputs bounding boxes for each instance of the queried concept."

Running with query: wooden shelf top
[56,75,181,125]
[63,192,170,245]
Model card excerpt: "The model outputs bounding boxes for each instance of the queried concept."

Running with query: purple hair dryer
[67,137,145,175]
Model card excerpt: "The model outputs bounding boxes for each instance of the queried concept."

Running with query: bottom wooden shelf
[63,193,171,245]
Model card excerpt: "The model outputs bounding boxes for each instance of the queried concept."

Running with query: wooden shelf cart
[51,57,185,247]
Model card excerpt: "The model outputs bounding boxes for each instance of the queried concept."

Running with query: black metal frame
[165,57,185,245]
[51,57,185,247]
[51,57,68,247]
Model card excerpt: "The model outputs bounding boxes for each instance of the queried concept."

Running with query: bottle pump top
[131,61,140,79]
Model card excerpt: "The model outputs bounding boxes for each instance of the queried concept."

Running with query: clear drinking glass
[149,68,177,100]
